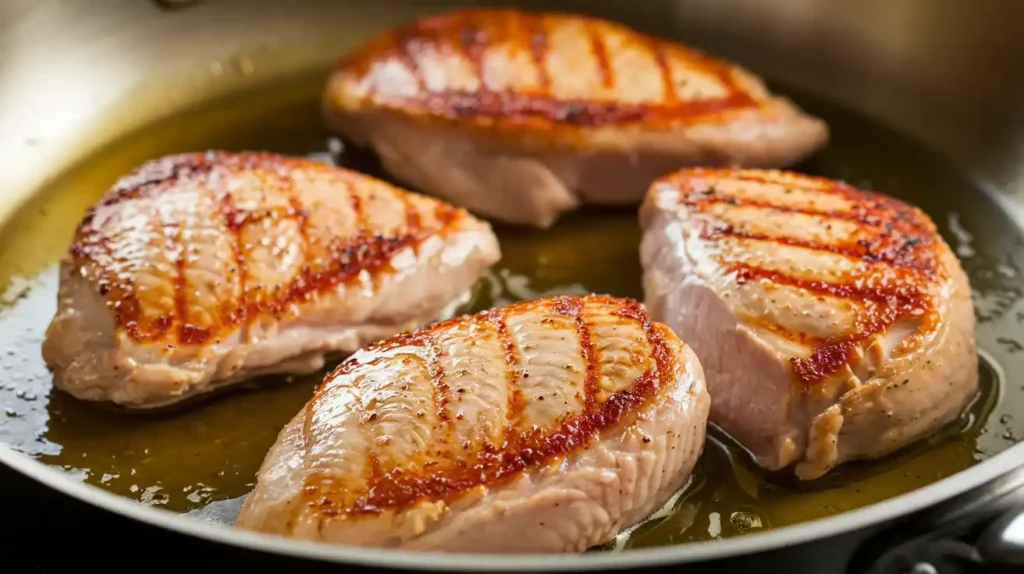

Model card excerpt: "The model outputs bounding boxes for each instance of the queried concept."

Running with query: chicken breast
[640,168,977,480]
[324,9,829,228]
[236,295,709,553]
[42,151,501,409]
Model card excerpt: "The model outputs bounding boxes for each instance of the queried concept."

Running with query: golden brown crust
[302,295,680,516]
[330,9,771,133]
[71,151,464,346]
[660,168,946,385]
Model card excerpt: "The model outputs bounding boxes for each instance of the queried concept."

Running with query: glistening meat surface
[236,295,710,552]
[324,8,828,228]
[42,151,500,408]
[640,168,977,479]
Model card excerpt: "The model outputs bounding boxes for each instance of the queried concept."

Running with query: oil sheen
[0,70,1021,549]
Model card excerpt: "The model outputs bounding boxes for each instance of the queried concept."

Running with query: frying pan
[1,0,1023,572]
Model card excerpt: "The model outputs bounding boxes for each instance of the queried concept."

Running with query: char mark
[304,296,675,518]
[457,20,489,86]
[732,263,932,385]
[421,330,452,424]
[708,225,937,272]
[218,190,247,329]
[93,152,301,211]
[527,16,551,89]
[553,296,600,411]
[651,41,677,104]
[98,153,218,209]
[168,206,189,344]
[683,177,938,272]
[673,170,943,386]
[482,309,524,428]
[586,23,613,89]
[345,178,368,232]
[394,24,429,93]
[356,12,760,126]
[411,89,754,126]
[684,189,929,231]
[80,155,447,346]
[399,192,422,235]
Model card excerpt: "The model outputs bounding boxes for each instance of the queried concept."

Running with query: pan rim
[2,439,1022,569]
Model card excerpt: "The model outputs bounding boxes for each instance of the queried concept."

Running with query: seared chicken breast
[640,169,977,479]
[236,295,709,553]
[324,8,829,228]
[42,151,501,409]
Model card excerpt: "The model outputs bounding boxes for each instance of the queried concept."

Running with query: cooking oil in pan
[0,70,1021,548]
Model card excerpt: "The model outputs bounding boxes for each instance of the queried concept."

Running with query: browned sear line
[527,16,550,89]
[344,11,761,126]
[346,178,367,233]
[731,264,931,385]
[554,296,600,411]
[79,152,448,347]
[217,188,248,332]
[651,41,677,105]
[587,23,613,89]
[170,214,193,344]
[398,191,422,235]
[306,296,675,517]
[394,25,428,92]
[707,226,937,272]
[422,331,452,424]
[457,21,489,87]
[679,172,939,273]
[284,174,314,320]
[668,169,945,386]
[484,308,524,428]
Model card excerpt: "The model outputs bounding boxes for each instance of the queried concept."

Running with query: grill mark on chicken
[527,18,551,89]
[342,177,366,232]
[709,226,938,272]
[482,309,525,427]
[172,223,203,345]
[167,208,191,344]
[587,23,613,88]
[340,9,761,127]
[422,331,453,425]
[284,181,314,320]
[457,22,488,85]
[303,370,372,515]
[681,183,933,231]
[217,189,247,334]
[72,215,147,341]
[97,154,217,208]
[684,193,870,223]
[403,88,755,126]
[71,152,466,348]
[678,173,939,270]
[393,27,427,93]
[553,296,601,411]
[398,191,422,236]
[305,296,675,516]
[651,41,677,105]
[664,168,945,386]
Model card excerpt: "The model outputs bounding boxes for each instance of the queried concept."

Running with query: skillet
[0,0,1023,571]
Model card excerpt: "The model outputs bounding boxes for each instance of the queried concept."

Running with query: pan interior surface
[0,68,1022,551]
